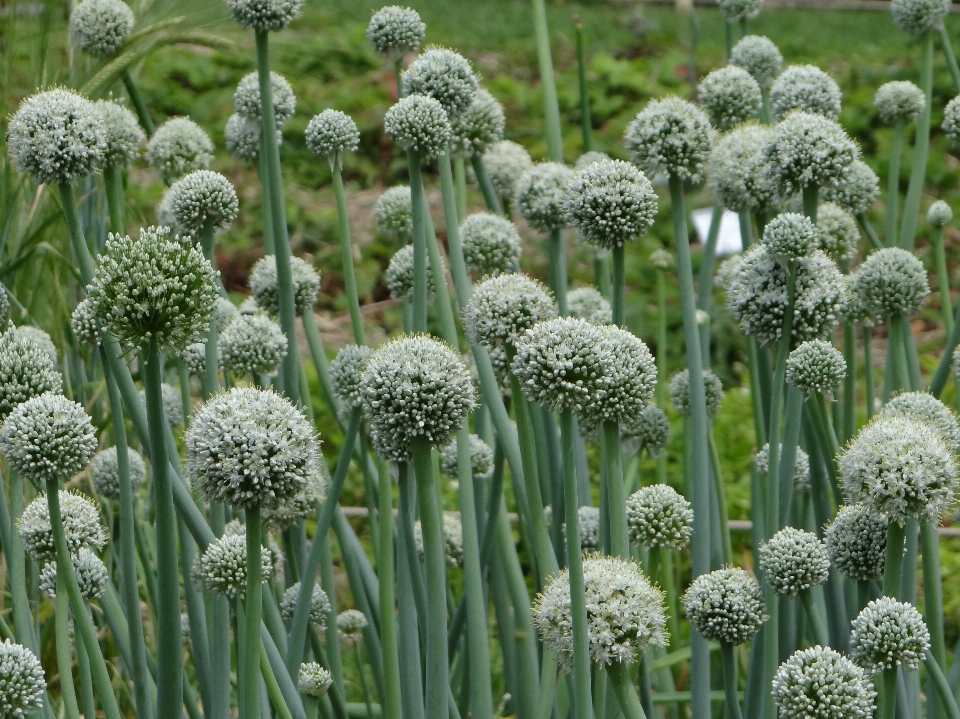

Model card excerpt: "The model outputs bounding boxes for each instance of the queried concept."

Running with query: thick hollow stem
[575,19,592,152]
[899,29,934,250]
[200,223,221,398]
[932,228,954,337]
[887,120,905,246]
[940,25,960,92]
[407,152,429,332]
[332,164,365,345]
[377,459,401,719]
[883,522,907,598]
[243,508,264,719]
[719,642,743,719]
[470,154,503,216]
[549,228,568,316]
[602,421,629,558]
[612,244,625,327]
[121,70,155,135]
[6,468,37,653]
[922,522,948,688]
[395,464,426,719]
[103,164,126,236]
[799,589,829,647]
[530,0,563,161]
[607,660,648,719]
[55,574,81,719]
[841,319,856,445]
[697,206,723,365]
[881,667,898,719]
[801,184,819,223]
[453,154,468,222]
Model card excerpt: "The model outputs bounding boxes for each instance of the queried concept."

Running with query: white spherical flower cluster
[7,89,106,186]
[337,609,368,646]
[482,141,533,201]
[249,254,320,318]
[40,547,108,600]
[759,526,830,596]
[305,110,360,167]
[625,97,715,183]
[824,504,887,582]
[572,506,600,553]
[71,298,100,346]
[91,446,146,500]
[564,159,658,250]
[374,186,413,238]
[225,114,279,163]
[234,71,297,127]
[298,663,333,698]
[816,202,860,265]
[96,99,145,169]
[168,170,239,237]
[0,640,45,719]
[840,414,955,524]
[625,404,671,457]
[698,66,762,131]
[137,383,184,427]
[785,339,846,397]
[567,287,611,325]
[219,314,287,379]
[280,581,331,629]
[762,212,820,260]
[450,89,505,156]
[262,469,327,529]
[384,94,451,160]
[515,162,574,233]
[772,646,876,719]
[69,0,134,57]
[534,554,667,672]
[18,490,106,563]
[440,434,494,479]
[14,327,56,366]
[199,533,275,598]
[330,344,373,408]
[709,124,779,214]
[188,387,318,510]
[874,81,925,125]
[414,513,464,567]
[763,111,857,196]
[928,200,953,228]
[145,118,214,185]
[669,368,724,418]
[626,484,693,549]
[366,6,425,61]
[460,213,522,277]
[850,597,930,672]
[717,0,763,20]
[944,96,960,149]
[880,391,960,449]
[224,0,302,31]
[756,443,811,493]
[463,273,557,350]
[0,327,62,421]
[820,160,880,215]
[385,243,442,300]
[402,48,478,120]
[730,35,783,89]
[581,325,657,429]
[682,567,766,645]
[770,65,842,120]
[854,247,929,318]
[574,152,610,170]
[891,0,950,35]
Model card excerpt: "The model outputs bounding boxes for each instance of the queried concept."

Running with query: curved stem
[697,206,723,365]
[926,649,960,719]
[332,164,365,345]
[469,154,502,216]
[799,590,829,647]
[940,25,960,93]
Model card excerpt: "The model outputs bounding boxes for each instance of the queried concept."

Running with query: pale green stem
[549,228,568,315]
[887,120,905,246]
[407,150,428,332]
[707,429,733,565]
[453,154,467,221]
[927,649,960,719]
[864,326,876,419]
[244,507,264,719]
[470,154,502,216]
[55,574,81,719]
[842,319,856,444]
[697,205,723,365]
[932,226,954,337]
[530,0,562,161]
[720,642,743,719]
[103,164,125,237]
[377,458,401,719]
[941,25,960,93]
[602,421,629,558]
[612,244,625,327]
[881,668,897,719]
[76,605,97,719]
[121,70,155,135]
[799,590,829,647]
[899,29,934,250]
[883,522,906,598]
[332,162,365,345]
[923,522,948,719]
[607,660,648,719]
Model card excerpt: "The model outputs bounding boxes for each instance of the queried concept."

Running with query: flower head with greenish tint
[402,48,478,120]
[69,0,134,57]
[717,0,762,20]
[187,387,319,510]
[482,140,533,200]
[0,640,45,719]
[234,71,296,128]
[374,186,413,238]
[414,512,464,566]
[385,243,442,300]
[785,339,846,397]
[762,212,820,260]
[249,254,320,318]
[71,299,99,346]
[298,663,333,698]
[306,110,360,168]
[625,404,671,457]
[626,484,693,549]
[463,274,557,350]
[96,99,144,169]
[824,504,887,582]
[698,66,762,131]
[146,118,213,184]
[649,247,675,271]
[13,327,55,366]
[384,94,451,159]
[944,97,960,149]
[874,81,925,124]
[7,89,106,186]
[280,581,330,628]
[854,247,929,318]
[39,547,107,600]
[225,114,280,162]
[224,0,301,31]
[879,391,960,449]
[262,468,327,529]
[366,5,425,61]
[337,609,368,646]
[450,89,505,156]
[928,200,953,228]
[669,368,724,418]
[533,554,667,672]
[730,35,783,89]
[199,532,275,598]
[840,414,956,524]
[330,344,373,408]
[360,335,476,463]
[772,646,876,719]
[460,212,521,277]
[763,111,857,195]
[573,151,609,170]
[850,597,930,672]
[168,170,239,238]
[770,65,842,120]
[137,383,184,427]
[568,287,611,325]
[708,123,779,214]
[759,526,830,596]
[815,202,859,265]
[219,314,286,379]
[569,506,600,553]
[725,244,847,348]
[820,160,880,215]
[91,446,146,500]
[440,434,494,479]
[18,490,106,563]
[756,443,811,493]
[0,327,62,422]
[515,162,574,233]
[564,159,658,250]
[580,325,657,430]
[891,0,950,35]
[683,567,766,645]
[625,97,714,183]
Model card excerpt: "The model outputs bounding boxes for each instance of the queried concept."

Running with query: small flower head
[730,35,783,89]
[698,66,762,131]
[374,186,413,238]
[249,254,320,318]
[414,513,465,567]
[187,387,319,510]
[0,640,45,719]
[762,212,820,260]
[279,581,331,628]
[219,314,286,379]
[40,547,108,600]
[261,468,327,529]
[816,202,860,265]
[571,506,601,553]
[224,0,301,31]
[756,443,811,493]
[18,490,106,563]
[759,526,830,596]
[772,646,876,719]
[574,151,610,170]
[225,114,280,162]
[717,0,762,20]
[568,287,611,325]
[7,89,106,186]
[854,247,929,318]
[305,110,360,167]
[360,335,476,462]
[880,391,960,449]
[199,532,275,598]
[770,65,842,120]
[824,504,887,582]
[669,369,724,418]
[625,404,671,457]
[840,414,956,523]
[440,434,494,479]
[91,446,146,500]
[69,0,134,57]
[450,89,505,156]
[384,94,451,159]
[330,344,373,408]
[385,243,442,300]
[337,610,368,646]
[682,567,766,645]
[533,554,667,671]
[564,159,658,250]
[785,339,846,397]
[850,597,930,672]
[234,71,297,126]
[96,99,145,169]
[944,96,960,150]
[580,325,657,429]
[874,81,925,124]
[460,212,521,277]
[137,383,184,427]
[366,6,425,61]
[482,140,533,201]
[649,248,675,271]
[928,200,953,228]
[891,0,950,35]
[463,274,557,350]
[402,48,478,120]
[71,299,100,346]
[626,484,693,549]
[515,162,574,234]
[625,97,714,183]
[820,159,880,215]
[709,123,779,214]
[145,117,214,184]
[0,327,63,422]
[298,663,333,698]
[763,111,857,196]
[168,170,239,237]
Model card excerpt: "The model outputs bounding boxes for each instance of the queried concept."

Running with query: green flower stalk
[730,35,783,123]
[875,81,925,245]
[96,99,145,235]
[451,88,506,216]
[927,200,954,334]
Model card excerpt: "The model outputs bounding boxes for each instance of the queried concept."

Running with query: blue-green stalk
[842,319,856,444]
[931,224,953,336]
[121,70,155,135]
[707,430,733,565]
[887,119,906,246]
[529,0,562,161]
[857,214,884,250]
[243,506,264,719]
[55,574,81,719]
[103,164,126,236]
[697,206,723,366]
[76,606,97,719]
[549,228,569,316]
[200,222,221,398]
[395,464,425,719]
[612,244,625,326]
[407,150,429,332]
[259,645,294,719]
[5,468,37,654]
[940,26,960,93]
[923,522,948,719]
[301,310,339,415]
[798,590,829,647]
[929,295,960,398]
[720,642,743,719]
[377,460,401,719]
[332,163,365,345]
[926,649,960,719]
[470,154,503,216]
[603,421,629,558]
[899,29,934,250]
[181,519,212,716]
[319,537,345,695]
[575,17,592,153]
[607,660,649,719]
[655,261,669,485]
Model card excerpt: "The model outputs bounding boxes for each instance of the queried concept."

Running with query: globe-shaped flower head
[874,81,925,125]
[18,490,106,562]
[415,513,464,566]
[306,110,360,168]
[385,244,442,300]
[88,226,218,352]
[515,162,574,233]
[219,314,287,379]
[563,159,658,250]
[879,391,960,449]
[717,0,763,20]
[187,387,319,509]
[450,89,505,157]
[730,35,783,89]
[756,443,811,493]
[890,0,950,35]
[71,298,99,346]
[337,610,368,646]
[772,646,876,719]
[199,533,275,598]
[463,274,557,350]
[91,446,147,500]
[366,6,425,61]
[824,504,887,582]
[762,212,820,260]
[261,467,327,529]
[698,66,762,130]
[944,96,960,150]
[374,186,413,238]
[15,327,56,366]
[96,100,145,169]
[459,213,521,277]
[929,200,953,229]
[0,640,45,719]
[533,554,667,671]
[669,369,724,417]
[40,548,108,600]
[581,325,657,429]
[224,0,302,31]
[855,247,929,319]
[298,664,333,699]
[384,94,451,160]
[69,0,134,57]
[568,287,611,325]
[820,160,880,216]
[759,526,830,596]
[763,111,857,196]
[816,202,860,265]
[625,97,714,183]
[168,170,239,238]
[249,255,320,318]
[709,124,779,214]
[0,326,63,422]
[440,434,494,479]
[839,414,955,524]
[360,335,476,463]
[770,65,842,120]
[7,89,106,186]
[625,404,671,457]
[145,117,213,185]
[482,141,533,202]
[225,113,278,163]
[626,484,693,549]
[785,339,846,397]
[234,71,297,127]
[330,344,373,408]
[402,48,478,120]
[851,598,930,673]
[683,567,766,645]
[137,383,184,427]
[280,582,330,629]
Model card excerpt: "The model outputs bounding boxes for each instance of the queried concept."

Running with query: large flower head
[568,287,611,326]
[374,186,413,238]
[708,123,779,214]
[730,35,783,89]
[249,254,320,318]
[40,547,108,600]
[580,325,657,429]
[761,212,820,260]
[450,89,504,156]
[96,99,145,169]
[460,213,521,277]
[625,404,671,457]
[402,48,478,120]
[224,0,302,31]
[69,0,134,57]
[0,326,62,423]
[330,344,373,408]
[698,66,762,131]
[145,117,214,185]
[824,504,887,582]
[770,65,842,120]
[879,391,960,450]
[772,646,876,719]
[0,641,45,719]
[820,160,880,215]
[785,339,846,398]
[18,490,105,562]
[167,170,239,238]
[625,97,714,183]
[759,526,830,596]
[891,0,950,35]
[850,597,930,673]
[366,5,425,61]
[515,162,574,234]
[280,582,330,628]
[305,110,360,168]
[626,484,693,549]
[463,273,557,350]
[440,434,494,479]
[874,81,925,125]
[854,247,929,318]
[384,94,451,159]
[763,111,857,195]
[298,663,333,698]
[682,567,766,645]
[669,368,724,418]
[385,244,442,300]
[815,202,860,265]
